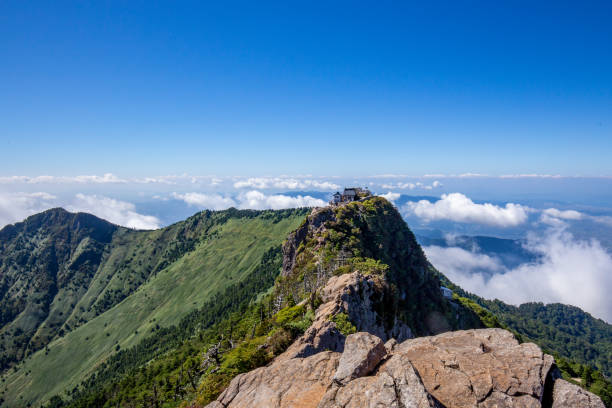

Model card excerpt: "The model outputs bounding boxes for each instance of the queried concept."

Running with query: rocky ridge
[204,198,605,408]
[205,272,605,408]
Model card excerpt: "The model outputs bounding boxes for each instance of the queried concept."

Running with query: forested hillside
[0,207,309,407]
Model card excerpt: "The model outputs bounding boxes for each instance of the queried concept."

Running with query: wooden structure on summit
[330,187,372,205]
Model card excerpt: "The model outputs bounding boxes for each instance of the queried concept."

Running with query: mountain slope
[0,207,308,407]
[0,208,119,370]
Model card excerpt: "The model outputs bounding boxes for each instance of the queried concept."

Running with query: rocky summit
[205,272,605,408]
[201,197,606,408]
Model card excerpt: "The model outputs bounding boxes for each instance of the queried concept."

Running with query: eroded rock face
[281,207,331,278]
[395,329,553,408]
[320,272,413,342]
[204,273,606,408]
[551,379,606,408]
[205,328,606,408]
[280,272,412,361]
[214,351,340,408]
[332,332,386,384]
[319,351,438,408]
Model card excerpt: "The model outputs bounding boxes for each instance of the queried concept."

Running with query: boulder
[332,332,386,384]
[551,379,606,408]
[213,351,340,408]
[393,328,555,408]
[205,328,608,408]
[319,352,436,408]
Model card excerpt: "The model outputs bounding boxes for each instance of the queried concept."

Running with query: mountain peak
[278,196,448,336]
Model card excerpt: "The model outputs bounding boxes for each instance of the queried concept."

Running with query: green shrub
[275,304,306,327]
[330,313,357,336]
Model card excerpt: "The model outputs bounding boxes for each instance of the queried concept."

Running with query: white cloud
[380,192,400,202]
[0,173,128,184]
[539,208,591,227]
[404,193,529,227]
[233,177,339,190]
[542,208,583,220]
[593,215,612,227]
[171,192,237,210]
[424,228,612,322]
[0,192,58,228]
[171,190,326,210]
[425,246,505,274]
[499,174,563,179]
[237,190,326,210]
[68,194,160,230]
[380,180,442,190]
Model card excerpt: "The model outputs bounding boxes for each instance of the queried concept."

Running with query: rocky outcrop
[281,207,331,278]
[551,379,606,408]
[280,272,412,361]
[319,272,413,342]
[206,327,605,408]
[211,351,340,408]
[332,332,386,384]
[393,329,554,408]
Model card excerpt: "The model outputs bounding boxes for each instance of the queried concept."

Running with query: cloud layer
[404,193,529,227]
[0,192,58,228]
[233,177,339,190]
[425,228,612,322]
[173,190,326,210]
[0,192,161,230]
[68,194,161,229]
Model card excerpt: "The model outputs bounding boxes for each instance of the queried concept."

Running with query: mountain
[0,207,309,406]
[194,197,608,407]
[416,234,536,270]
[0,208,119,370]
[0,197,610,407]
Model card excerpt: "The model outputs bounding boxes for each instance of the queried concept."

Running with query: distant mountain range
[415,233,537,271]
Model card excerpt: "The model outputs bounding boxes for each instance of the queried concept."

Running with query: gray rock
[394,328,556,408]
[384,338,398,353]
[319,353,435,408]
[207,351,340,408]
[552,379,606,408]
[332,332,386,384]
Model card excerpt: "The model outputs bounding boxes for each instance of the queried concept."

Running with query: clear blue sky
[1,1,610,177]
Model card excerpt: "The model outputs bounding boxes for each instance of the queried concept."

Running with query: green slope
[0,208,308,407]
[0,208,121,371]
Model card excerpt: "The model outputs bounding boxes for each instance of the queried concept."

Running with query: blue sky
[1,1,611,176]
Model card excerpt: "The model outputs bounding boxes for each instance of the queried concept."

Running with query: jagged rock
[281,207,331,277]
[394,328,555,408]
[384,338,398,353]
[280,272,412,361]
[205,326,608,408]
[280,319,345,361]
[551,379,606,408]
[318,359,435,408]
[204,270,606,408]
[320,272,413,342]
[213,351,340,408]
[332,332,386,384]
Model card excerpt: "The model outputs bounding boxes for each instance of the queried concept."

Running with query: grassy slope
[1,211,306,407]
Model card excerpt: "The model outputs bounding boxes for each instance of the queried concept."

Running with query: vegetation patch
[329,313,357,336]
